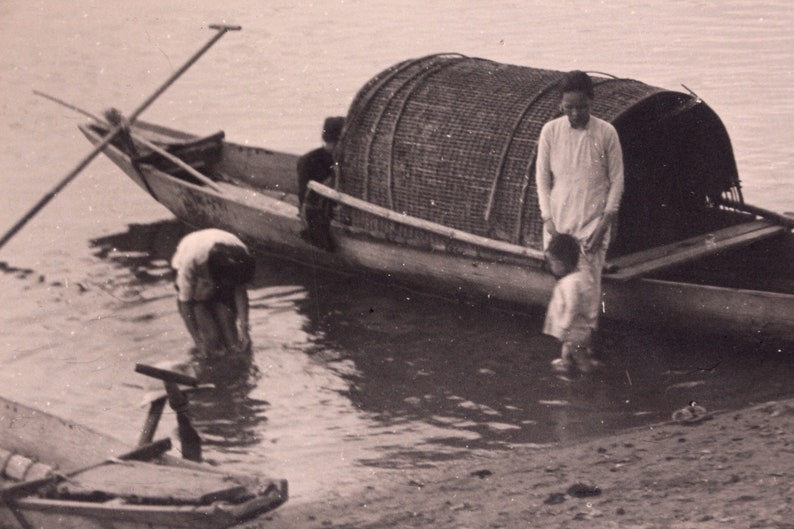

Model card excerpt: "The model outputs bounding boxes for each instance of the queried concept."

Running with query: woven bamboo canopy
[335,54,741,256]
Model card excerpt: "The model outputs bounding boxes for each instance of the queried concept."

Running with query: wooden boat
[76,56,794,342]
[0,366,287,529]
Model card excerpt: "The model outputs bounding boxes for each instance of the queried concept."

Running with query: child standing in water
[543,233,601,374]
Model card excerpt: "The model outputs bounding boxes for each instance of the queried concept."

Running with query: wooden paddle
[0,23,241,251]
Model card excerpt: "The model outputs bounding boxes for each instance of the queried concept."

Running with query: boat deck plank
[59,461,248,504]
[605,220,785,281]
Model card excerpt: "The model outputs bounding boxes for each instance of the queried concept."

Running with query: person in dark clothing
[296,116,345,251]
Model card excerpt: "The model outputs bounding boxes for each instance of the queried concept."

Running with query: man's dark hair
[322,116,345,143]
[208,244,255,285]
[560,70,594,99]
[546,233,580,271]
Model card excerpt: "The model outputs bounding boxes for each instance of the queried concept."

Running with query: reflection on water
[2,215,792,503]
[83,219,794,483]
[2,0,792,507]
[190,356,269,455]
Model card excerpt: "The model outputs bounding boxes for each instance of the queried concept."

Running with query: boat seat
[605,219,786,281]
[134,131,225,171]
[155,130,226,150]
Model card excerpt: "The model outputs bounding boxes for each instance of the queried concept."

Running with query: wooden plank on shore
[605,220,784,281]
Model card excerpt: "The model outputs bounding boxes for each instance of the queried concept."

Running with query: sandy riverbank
[251,398,794,528]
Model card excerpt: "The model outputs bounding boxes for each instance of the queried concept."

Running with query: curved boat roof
[337,54,741,254]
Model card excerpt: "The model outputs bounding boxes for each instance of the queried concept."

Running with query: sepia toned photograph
[1,1,792,527]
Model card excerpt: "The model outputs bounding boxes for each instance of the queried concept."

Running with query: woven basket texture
[336,54,739,253]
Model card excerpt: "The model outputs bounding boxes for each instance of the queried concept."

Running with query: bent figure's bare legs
[211,301,240,353]
[192,302,225,356]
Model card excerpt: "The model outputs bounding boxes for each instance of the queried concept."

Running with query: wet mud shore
[253,397,794,528]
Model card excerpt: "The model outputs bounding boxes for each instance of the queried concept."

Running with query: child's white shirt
[543,268,594,343]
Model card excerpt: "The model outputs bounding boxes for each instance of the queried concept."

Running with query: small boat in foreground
[0,365,287,529]
[77,54,794,342]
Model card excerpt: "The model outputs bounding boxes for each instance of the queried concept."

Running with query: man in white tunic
[171,228,255,357]
[536,70,624,330]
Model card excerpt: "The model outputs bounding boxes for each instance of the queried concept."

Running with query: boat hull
[79,123,794,342]
[1,499,242,529]
[0,397,287,529]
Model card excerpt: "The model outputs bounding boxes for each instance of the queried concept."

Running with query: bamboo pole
[307,180,546,260]
[0,24,240,251]
[34,91,223,193]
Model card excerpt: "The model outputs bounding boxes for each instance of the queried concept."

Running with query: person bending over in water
[543,233,601,374]
[171,228,255,357]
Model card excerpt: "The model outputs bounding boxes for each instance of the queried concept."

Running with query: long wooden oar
[33,91,223,193]
[0,23,240,251]
[718,197,794,230]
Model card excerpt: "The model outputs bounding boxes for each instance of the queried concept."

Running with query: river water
[1,0,793,506]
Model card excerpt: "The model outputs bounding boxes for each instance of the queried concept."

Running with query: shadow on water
[88,219,794,469]
[296,281,794,472]
[297,273,794,463]
[90,219,194,284]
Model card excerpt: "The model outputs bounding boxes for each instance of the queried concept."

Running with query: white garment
[535,115,624,243]
[542,269,594,344]
[171,229,248,302]
[536,115,624,327]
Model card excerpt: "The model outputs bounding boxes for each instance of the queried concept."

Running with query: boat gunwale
[78,119,794,340]
[84,119,794,298]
